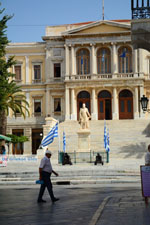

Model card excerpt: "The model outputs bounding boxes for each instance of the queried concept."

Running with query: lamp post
[140,95,149,112]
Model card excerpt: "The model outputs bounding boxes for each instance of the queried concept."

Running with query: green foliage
[6,134,29,143]
[0,3,30,122]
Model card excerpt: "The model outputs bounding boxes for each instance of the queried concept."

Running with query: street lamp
[140,95,149,112]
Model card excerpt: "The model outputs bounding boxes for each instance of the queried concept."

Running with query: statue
[79,103,91,129]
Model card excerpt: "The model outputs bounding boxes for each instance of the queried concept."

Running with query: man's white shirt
[145,152,150,165]
[39,156,53,173]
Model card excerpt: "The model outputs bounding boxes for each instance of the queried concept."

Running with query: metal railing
[132,0,150,19]
[58,151,108,164]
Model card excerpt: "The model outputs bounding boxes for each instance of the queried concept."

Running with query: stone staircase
[1,120,149,185]
[48,119,150,160]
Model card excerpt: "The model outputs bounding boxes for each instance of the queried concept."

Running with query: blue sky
[1,0,131,43]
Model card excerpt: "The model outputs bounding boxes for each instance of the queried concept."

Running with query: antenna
[102,0,104,20]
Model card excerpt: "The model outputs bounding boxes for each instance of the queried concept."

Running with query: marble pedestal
[77,129,91,152]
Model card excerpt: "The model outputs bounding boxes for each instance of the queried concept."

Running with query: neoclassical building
[6,20,150,154]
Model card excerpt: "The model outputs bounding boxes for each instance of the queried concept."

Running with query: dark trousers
[38,171,55,201]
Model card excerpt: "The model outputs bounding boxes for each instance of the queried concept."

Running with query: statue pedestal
[37,148,45,160]
[77,129,90,152]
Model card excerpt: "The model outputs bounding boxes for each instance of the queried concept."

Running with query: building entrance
[77,91,90,120]
[98,91,112,120]
[119,90,133,119]
[32,129,43,154]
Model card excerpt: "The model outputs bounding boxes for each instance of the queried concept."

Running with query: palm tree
[0,4,29,135]
[0,80,30,135]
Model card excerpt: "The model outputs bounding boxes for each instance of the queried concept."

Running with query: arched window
[97,48,111,74]
[119,89,133,98]
[118,46,132,73]
[76,49,90,75]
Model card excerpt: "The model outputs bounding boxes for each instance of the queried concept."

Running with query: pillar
[91,88,97,120]
[65,88,70,120]
[112,43,118,75]
[26,92,30,117]
[65,45,69,76]
[46,89,50,116]
[71,46,75,75]
[71,88,76,120]
[112,87,119,120]
[91,44,96,74]
[25,56,30,83]
[134,49,138,74]
[134,87,139,119]
[24,127,32,154]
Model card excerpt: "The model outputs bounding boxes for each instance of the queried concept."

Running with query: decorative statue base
[77,129,91,152]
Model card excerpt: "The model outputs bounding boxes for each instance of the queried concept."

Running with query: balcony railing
[65,73,145,80]
[32,79,42,84]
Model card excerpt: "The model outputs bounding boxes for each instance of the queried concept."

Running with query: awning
[0,135,11,142]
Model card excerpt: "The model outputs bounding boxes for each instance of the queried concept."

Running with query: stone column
[26,92,30,117]
[91,44,96,74]
[134,87,139,119]
[71,88,76,120]
[65,88,70,120]
[112,43,118,74]
[112,87,119,120]
[46,89,50,116]
[65,44,69,76]
[140,86,145,118]
[25,56,30,83]
[45,48,51,81]
[24,127,32,154]
[71,46,75,75]
[134,49,138,74]
[91,88,97,120]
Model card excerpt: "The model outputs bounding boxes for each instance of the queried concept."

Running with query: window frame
[14,64,22,82]
[54,97,61,115]
[32,63,42,83]
[97,47,111,74]
[33,98,42,117]
[118,46,132,73]
[76,48,90,75]
[54,63,61,78]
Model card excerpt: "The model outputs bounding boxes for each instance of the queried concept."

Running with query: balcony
[65,73,145,81]
[32,79,42,84]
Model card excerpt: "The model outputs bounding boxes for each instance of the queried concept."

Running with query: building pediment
[62,20,131,36]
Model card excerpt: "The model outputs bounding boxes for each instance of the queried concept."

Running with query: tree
[0,4,29,135]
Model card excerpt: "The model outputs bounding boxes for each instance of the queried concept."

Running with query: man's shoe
[52,198,59,203]
[37,199,47,203]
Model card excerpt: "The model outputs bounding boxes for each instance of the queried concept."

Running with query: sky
[1,0,131,43]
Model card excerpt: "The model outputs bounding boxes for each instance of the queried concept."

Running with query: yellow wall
[75,24,130,34]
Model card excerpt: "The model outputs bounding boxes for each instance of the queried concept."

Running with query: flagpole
[102,0,104,20]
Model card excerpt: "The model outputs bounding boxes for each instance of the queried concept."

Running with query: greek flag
[104,120,107,150]
[41,123,58,147]
[102,50,105,62]
[120,50,126,58]
[106,128,110,152]
[63,131,66,152]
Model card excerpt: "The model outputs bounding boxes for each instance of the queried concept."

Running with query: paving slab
[0,185,150,225]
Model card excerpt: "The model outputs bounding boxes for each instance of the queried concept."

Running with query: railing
[65,73,145,80]
[32,79,42,84]
[58,151,108,164]
[132,0,150,19]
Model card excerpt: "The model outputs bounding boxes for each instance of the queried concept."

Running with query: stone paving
[0,185,150,225]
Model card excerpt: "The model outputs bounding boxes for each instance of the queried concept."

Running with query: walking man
[37,149,59,203]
